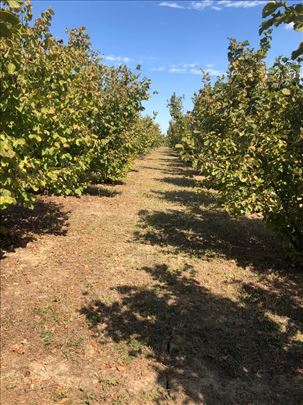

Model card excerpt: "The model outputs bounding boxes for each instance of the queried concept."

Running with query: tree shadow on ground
[152,189,218,208]
[140,166,197,177]
[139,165,167,171]
[162,156,211,176]
[163,167,198,177]
[0,200,69,259]
[80,264,303,404]
[90,178,125,186]
[134,207,289,272]
[144,149,197,177]
[137,154,296,274]
[150,148,178,158]
[159,159,190,168]
[159,177,197,188]
[157,159,187,166]
[84,185,121,198]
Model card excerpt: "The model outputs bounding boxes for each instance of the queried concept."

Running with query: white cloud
[169,67,187,73]
[191,0,215,10]
[183,63,199,68]
[104,55,132,63]
[159,0,266,11]
[285,22,294,30]
[205,67,223,76]
[217,0,266,8]
[151,66,166,71]
[159,1,186,9]
[151,63,223,76]
[189,67,223,75]
[190,68,202,74]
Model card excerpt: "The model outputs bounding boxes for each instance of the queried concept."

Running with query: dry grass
[1,147,302,404]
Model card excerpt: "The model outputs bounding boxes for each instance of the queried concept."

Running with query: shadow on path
[136,156,292,274]
[0,200,69,258]
[134,207,287,271]
[80,264,303,404]
[159,177,197,188]
[152,189,217,208]
[84,185,121,197]
[80,150,302,404]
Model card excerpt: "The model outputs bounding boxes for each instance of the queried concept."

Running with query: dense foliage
[0,0,162,210]
[168,15,303,263]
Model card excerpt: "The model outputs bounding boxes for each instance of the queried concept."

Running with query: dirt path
[1,147,302,404]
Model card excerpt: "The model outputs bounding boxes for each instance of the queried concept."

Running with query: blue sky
[31,1,302,132]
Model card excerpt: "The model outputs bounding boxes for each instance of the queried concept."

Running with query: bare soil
[1,147,302,404]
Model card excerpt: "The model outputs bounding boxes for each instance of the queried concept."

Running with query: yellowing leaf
[7,63,16,74]
[281,88,291,96]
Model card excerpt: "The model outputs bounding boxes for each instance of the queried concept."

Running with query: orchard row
[1,1,163,211]
[167,2,303,263]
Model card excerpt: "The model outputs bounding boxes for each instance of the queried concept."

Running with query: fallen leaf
[12,344,25,354]
[102,363,112,369]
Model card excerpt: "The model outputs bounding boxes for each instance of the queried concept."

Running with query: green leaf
[262,2,283,19]
[291,42,303,60]
[259,16,276,34]
[0,10,20,25]
[7,62,16,74]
